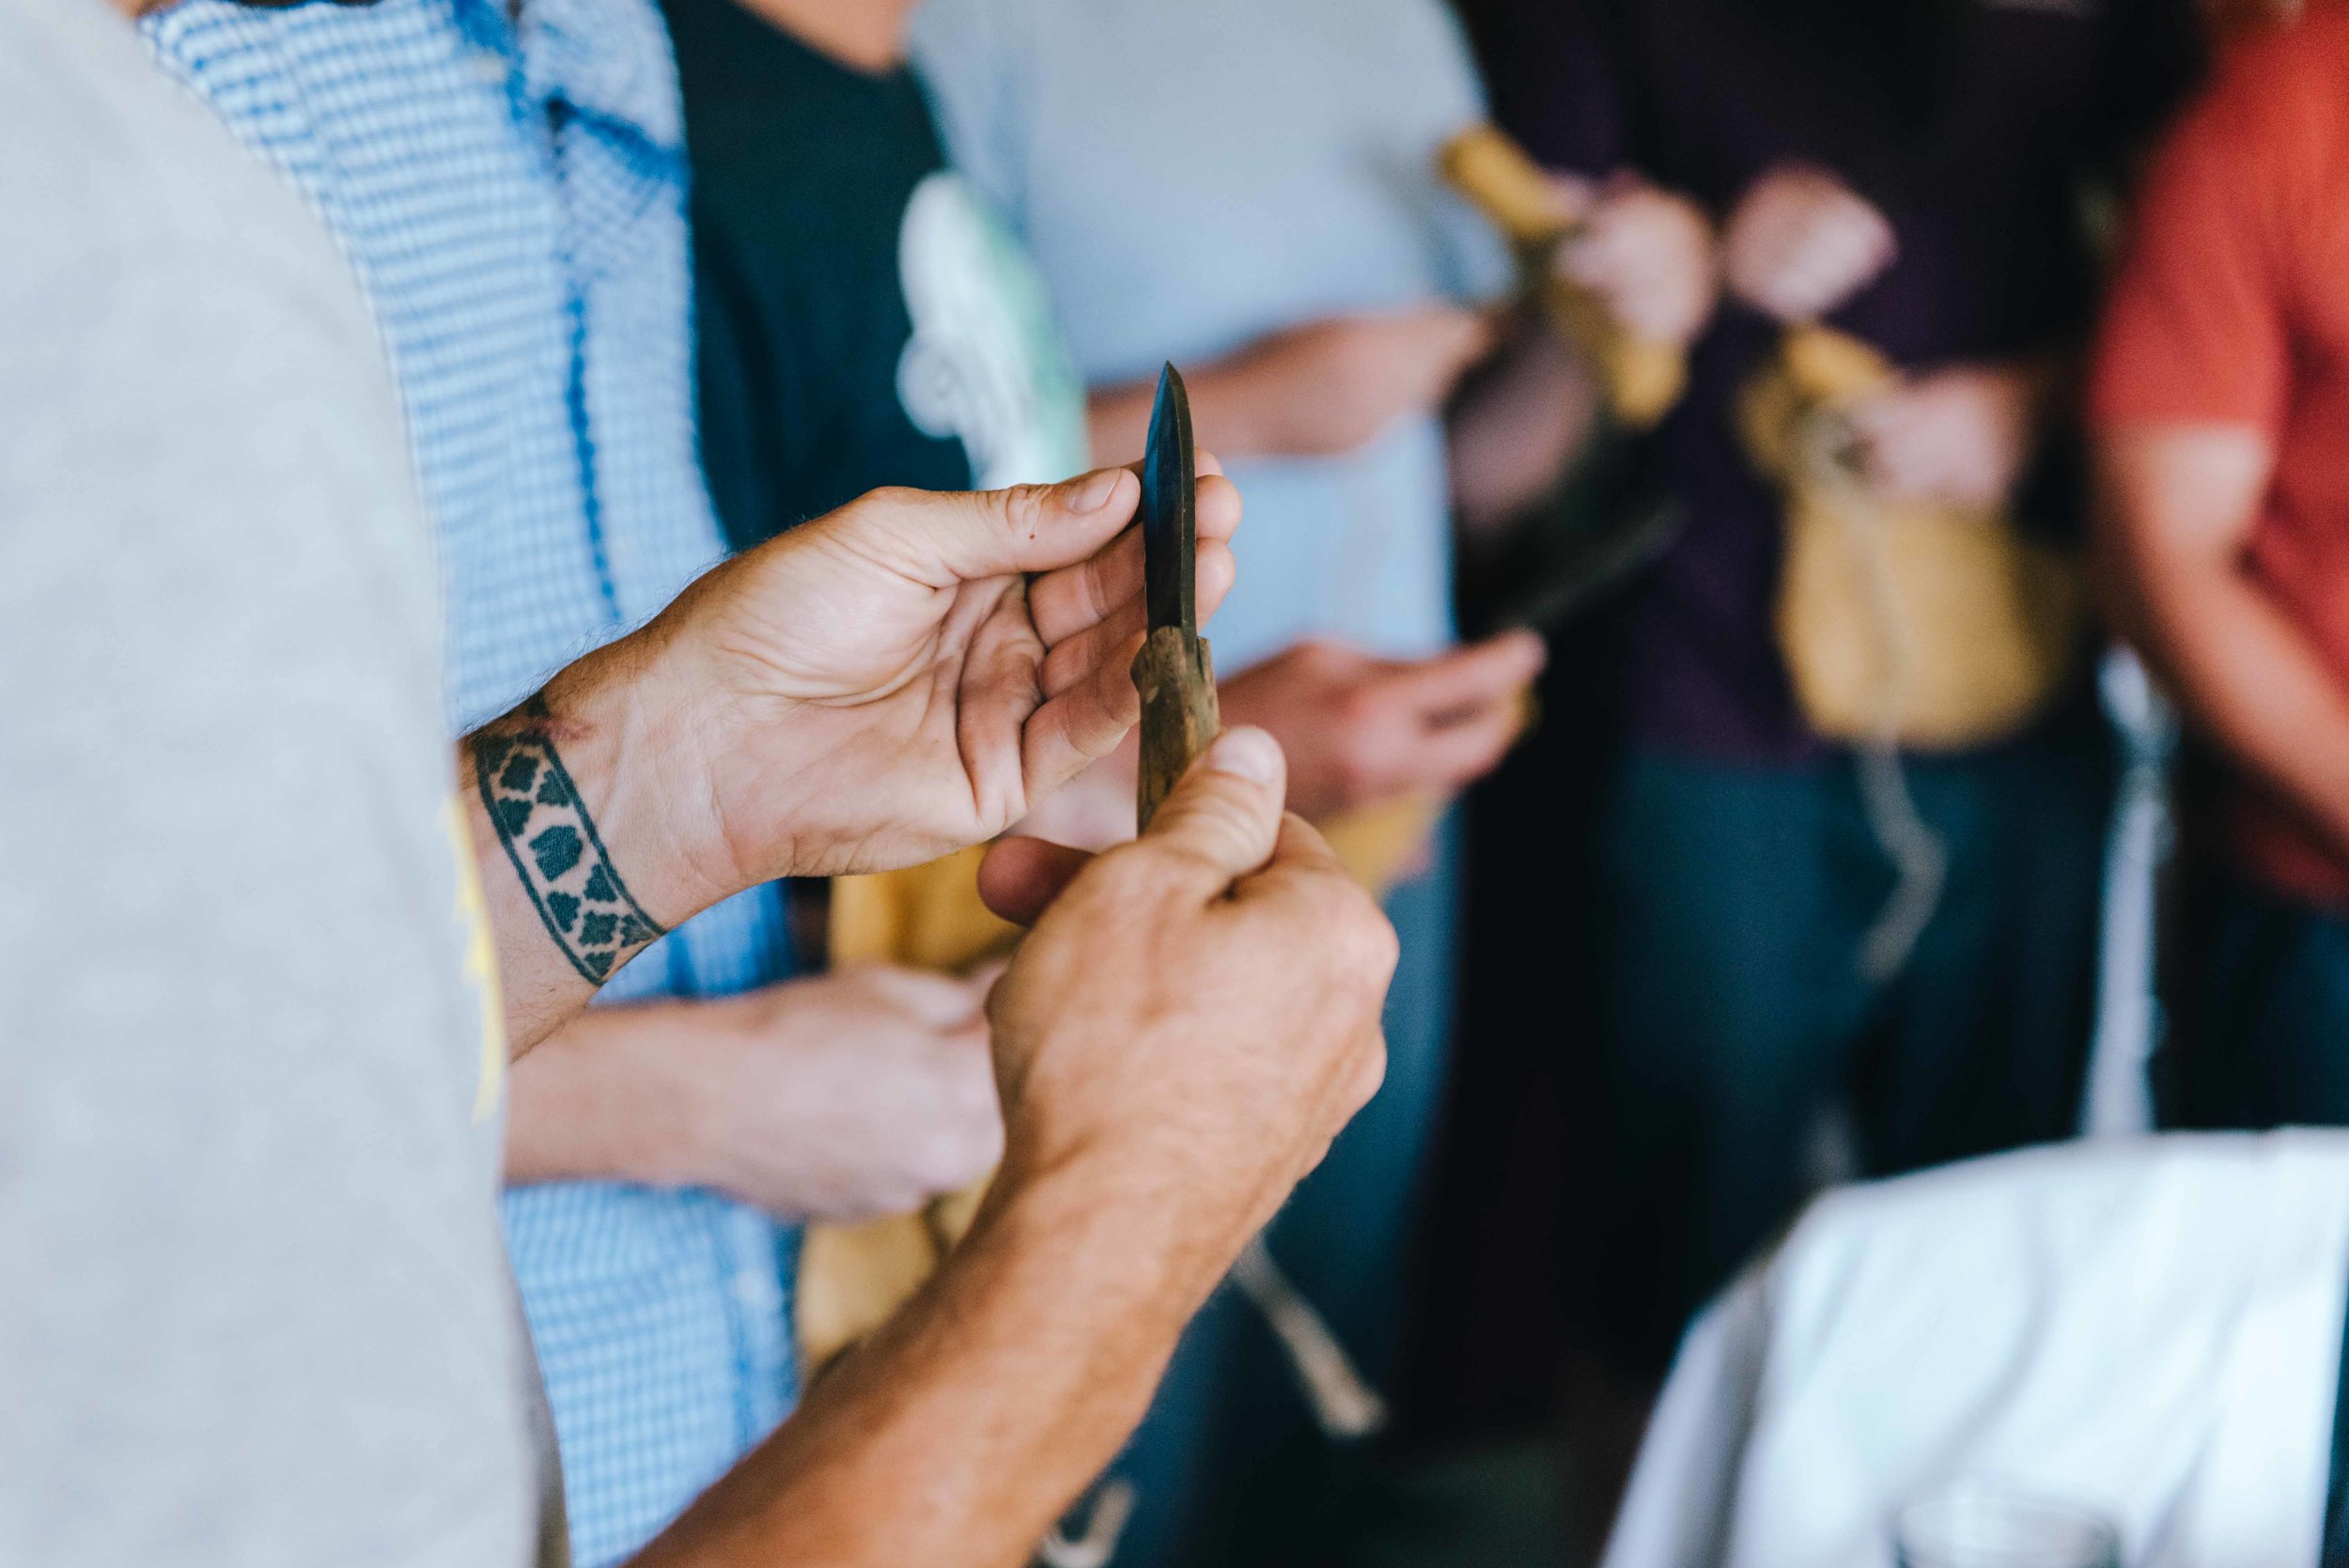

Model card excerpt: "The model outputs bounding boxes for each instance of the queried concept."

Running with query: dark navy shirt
[668,0,1088,550]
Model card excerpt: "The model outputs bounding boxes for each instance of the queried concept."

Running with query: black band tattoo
[474,697,667,985]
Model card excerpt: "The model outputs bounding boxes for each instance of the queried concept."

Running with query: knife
[1131,363,1221,831]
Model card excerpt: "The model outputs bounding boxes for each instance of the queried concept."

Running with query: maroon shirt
[1470,0,2199,759]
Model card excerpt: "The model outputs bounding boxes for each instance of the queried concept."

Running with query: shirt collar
[456,0,683,155]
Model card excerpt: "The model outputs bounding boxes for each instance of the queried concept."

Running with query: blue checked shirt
[143,2,801,1561]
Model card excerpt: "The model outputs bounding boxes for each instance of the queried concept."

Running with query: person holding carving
[1467,0,2201,1398]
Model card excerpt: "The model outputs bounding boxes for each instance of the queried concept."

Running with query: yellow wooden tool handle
[1441,123,1578,248]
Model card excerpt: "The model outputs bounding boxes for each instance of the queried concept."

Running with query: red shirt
[2092,7,2349,907]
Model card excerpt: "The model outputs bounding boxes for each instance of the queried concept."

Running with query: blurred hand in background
[1722,164,1897,324]
[1851,363,2045,508]
[1005,629,1547,847]
[1554,174,1719,348]
[1218,631,1546,823]
[1089,305,1497,464]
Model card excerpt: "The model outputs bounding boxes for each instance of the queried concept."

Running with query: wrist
[461,598,776,1049]
[504,1002,711,1189]
[977,1140,1248,1335]
[477,625,739,936]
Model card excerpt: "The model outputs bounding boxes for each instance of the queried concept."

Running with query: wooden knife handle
[1132,626,1221,831]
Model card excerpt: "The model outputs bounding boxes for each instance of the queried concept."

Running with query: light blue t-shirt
[912,0,1513,670]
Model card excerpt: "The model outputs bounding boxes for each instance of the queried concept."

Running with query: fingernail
[1066,468,1124,513]
[1207,726,1282,785]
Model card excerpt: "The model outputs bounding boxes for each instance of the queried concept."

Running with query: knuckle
[1095,844,1188,905]
[1337,897,1401,979]
[1195,793,1261,842]
[1155,824,1252,884]
[1001,483,1052,536]
[1176,771,1275,833]
[1295,639,1342,673]
[1347,1036,1389,1113]
[1326,736,1370,786]
[858,484,924,515]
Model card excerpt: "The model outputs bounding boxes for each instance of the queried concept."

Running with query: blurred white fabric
[1602,1131,2349,1568]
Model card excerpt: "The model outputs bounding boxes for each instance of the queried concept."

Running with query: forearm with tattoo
[474,697,668,985]
[460,660,720,1057]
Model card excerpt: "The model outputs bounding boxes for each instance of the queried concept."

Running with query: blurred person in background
[1468,0,2201,1493]
[912,0,1553,1560]
[664,0,1089,536]
[2093,0,2349,1129]
[132,0,1018,1560]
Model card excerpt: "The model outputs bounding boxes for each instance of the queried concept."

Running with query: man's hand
[642,466,1238,889]
[465,465,1237,1053]
[632,731,1397,1568]
[982,726,1397,1272]
[1217,633,1545,822]
[1089,307,1497,464]
[506,966,1002,1222]
[1849,364,2044,507]
[1722,164,1897,324]
[669,468,1241,890]
[1555,176,1719,349]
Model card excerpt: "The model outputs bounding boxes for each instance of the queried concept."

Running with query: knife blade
[1132,363,1221,830]
[1143,362,1199,635]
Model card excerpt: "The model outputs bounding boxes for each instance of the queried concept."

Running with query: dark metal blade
[1141,362,1197,634]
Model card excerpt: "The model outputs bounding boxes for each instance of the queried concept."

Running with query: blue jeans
[1582,725,2108,1377]
[2169,869,2349,1128]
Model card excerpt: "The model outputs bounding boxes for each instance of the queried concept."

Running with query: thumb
[1133,727,1289,897]
[854,468,1142,586]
